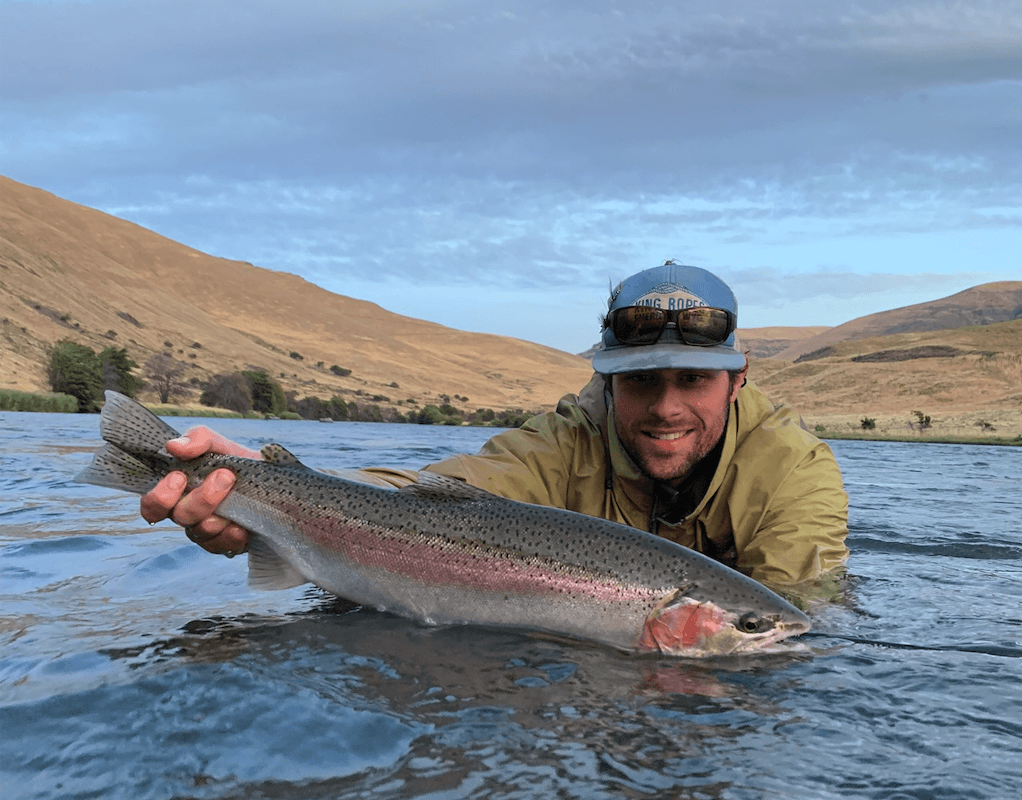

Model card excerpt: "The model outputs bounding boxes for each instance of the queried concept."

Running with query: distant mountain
[0,177,594,412]
[737,326,833,359]
[772,283,1022,362]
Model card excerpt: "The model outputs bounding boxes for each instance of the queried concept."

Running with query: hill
[749,319,1022,438]
[772,282,1022,362]
[737,326,832,359]
[0,177,594,415]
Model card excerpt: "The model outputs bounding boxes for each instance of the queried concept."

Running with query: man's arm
[734,443,850,589]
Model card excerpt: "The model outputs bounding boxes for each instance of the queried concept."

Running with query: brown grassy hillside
[1,177,594,414]
[773,282,1022,362]
[738,326,832,358]
[750,320,1022,438]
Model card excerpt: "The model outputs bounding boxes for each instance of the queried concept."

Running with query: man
[142,262,849,596]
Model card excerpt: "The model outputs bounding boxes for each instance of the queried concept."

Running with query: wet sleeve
[737,443,850,587]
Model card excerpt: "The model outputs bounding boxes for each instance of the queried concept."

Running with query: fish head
[637,593,811,657]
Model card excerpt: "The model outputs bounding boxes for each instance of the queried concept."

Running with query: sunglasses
[605,305,735,346]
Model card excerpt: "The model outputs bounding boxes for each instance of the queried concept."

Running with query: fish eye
[737,612,773,634]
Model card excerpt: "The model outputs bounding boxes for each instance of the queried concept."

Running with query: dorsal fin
[398,471,497,501]
[259,443,310,468]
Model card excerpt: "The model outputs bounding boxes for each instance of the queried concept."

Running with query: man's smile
[645,430,690,441]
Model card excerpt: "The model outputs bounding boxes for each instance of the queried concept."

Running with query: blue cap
[591,262,746,375]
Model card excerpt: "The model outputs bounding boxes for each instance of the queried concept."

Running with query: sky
[1,0,1019,355]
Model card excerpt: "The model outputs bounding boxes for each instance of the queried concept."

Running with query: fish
[76,391,811,657]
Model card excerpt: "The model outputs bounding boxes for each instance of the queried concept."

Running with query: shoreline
[816,432,1020,447]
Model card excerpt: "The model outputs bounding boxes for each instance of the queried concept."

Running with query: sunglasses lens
[609,306,733,346]
[611,306,668,344]
[678,307,732,345]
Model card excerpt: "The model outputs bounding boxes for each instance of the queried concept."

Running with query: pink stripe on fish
[287,506,664,606]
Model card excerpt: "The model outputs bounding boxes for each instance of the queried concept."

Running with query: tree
[243,370,286,416]
[143,353,187,404]
[200,373,252,413]
[48,340,103,412]
[98,346,142,397]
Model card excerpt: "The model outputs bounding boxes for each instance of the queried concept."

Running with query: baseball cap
[591,262,746,375]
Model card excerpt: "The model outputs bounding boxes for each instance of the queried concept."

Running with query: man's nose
[647,383,686,416]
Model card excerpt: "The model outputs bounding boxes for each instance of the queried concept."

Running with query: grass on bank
[0,389,78,413]
[816,431,1021,447]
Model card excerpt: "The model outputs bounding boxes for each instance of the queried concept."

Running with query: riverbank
[6,390,1020,445]
[804,408,1022,447]
[817,431,1020,446]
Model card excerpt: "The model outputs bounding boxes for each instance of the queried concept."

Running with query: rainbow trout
[77,391,810,657]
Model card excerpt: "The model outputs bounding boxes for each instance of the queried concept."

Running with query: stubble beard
[621,401,731,486]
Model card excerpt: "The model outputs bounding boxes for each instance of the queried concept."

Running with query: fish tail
[75,442,166,495]
[75,391,181,494]
[98,390,182,456]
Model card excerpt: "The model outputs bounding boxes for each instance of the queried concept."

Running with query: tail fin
[99,391,181,456]
[75,392,182,494]
[75,443,164,495]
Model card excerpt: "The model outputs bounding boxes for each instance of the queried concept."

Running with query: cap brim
[591,342,747,374]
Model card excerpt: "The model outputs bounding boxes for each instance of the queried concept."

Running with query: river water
[1,411,1020,799]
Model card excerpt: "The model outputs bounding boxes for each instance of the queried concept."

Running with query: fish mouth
[730,621,811,655]
[639,598,811,658]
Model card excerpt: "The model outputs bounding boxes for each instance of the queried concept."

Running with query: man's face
[611,366,746,486]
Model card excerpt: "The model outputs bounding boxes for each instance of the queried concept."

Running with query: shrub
[860,418,876,430]
[201,373,252,413]
[98,346,142,398]
[242,370,286,416]
[414,405,446,425]
[48,340,103,412]
[330,365,352,377]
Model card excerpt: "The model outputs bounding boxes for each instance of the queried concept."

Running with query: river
[1,411,1020,799]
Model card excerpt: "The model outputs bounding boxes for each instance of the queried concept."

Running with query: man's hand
[139,426,261,556]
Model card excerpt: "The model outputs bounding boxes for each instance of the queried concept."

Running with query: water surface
[2,412,1020,799]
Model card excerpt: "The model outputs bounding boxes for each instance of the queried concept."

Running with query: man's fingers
[169,468,236,528]
[140,472,188,524]
[185,521,250,556]
[164,426,261,461]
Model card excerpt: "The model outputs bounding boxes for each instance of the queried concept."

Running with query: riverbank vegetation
[0,388,78,413]
[28,341,538,427]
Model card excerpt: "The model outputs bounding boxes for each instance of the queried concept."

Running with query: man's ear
[730,359,749,402]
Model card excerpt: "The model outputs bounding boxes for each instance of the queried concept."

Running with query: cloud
[0,0,1018,351]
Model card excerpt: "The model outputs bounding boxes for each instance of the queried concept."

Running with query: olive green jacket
[359,374,849,589]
